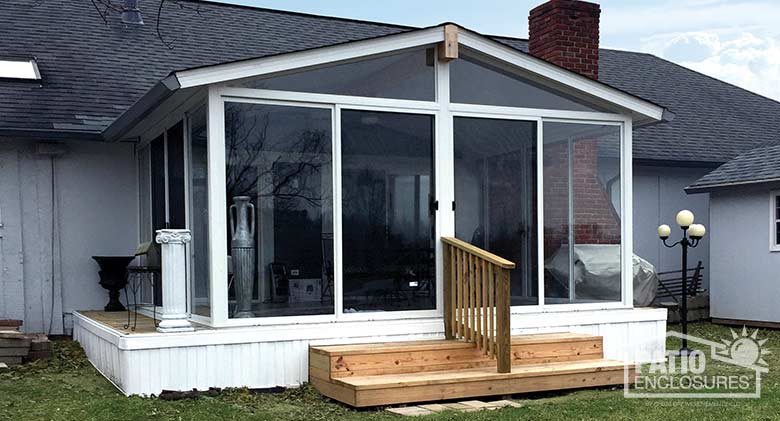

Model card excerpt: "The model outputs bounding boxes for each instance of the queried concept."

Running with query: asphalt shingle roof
[686,141,780,191]
[3,0,780,164]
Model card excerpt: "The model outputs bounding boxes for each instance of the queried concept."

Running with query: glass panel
[138,146,152,243]
[150,134,166,236]
[236,49,435,101]
[543,122,622,304]
[189,106,210,317]
[450,54,606,112]
[454,117,538,306]
[166,121,186,229]
[341,110,435,312]
[776,195,780,220]
[224,102,334,318]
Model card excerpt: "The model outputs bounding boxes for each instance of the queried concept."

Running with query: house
[686,142,780,328]
[0,0,775,401]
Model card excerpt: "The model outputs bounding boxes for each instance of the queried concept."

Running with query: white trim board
[74,308,665,351]
[771,190,780,252]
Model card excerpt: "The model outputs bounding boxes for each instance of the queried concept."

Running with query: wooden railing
[441,237,515,373]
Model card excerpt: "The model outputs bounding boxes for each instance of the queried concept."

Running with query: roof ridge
[189,0,419,30]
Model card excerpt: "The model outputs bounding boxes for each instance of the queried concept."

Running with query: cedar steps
[309,332,633,407]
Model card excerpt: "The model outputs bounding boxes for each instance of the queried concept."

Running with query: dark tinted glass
[454,117,538,306]
[341,110,435,312]
[189,107,210,317]
[450,54,605,112]
[224,102,334,318]
[238,49,436,101]
[166,122,186,229]
[150,134,166,235]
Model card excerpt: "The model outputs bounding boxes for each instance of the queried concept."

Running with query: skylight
[0,59,40,80]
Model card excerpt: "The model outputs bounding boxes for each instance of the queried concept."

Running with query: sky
[212,0,780,101]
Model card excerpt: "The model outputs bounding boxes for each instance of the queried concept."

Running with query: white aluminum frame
[771,190,780,252]
[133,32,652,327]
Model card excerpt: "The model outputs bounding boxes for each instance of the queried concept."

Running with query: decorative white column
[155,229,194,333]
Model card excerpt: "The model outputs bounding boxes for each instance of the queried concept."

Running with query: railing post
[496,267,512,373]
[155,229,194,333]
[442,244,453,339]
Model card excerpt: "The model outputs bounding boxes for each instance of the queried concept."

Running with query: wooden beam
[438,24,459,61]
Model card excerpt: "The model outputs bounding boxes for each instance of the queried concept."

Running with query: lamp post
[658,210,706,355]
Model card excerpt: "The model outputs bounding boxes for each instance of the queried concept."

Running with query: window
[224,102,334,318]
[341,110,436,312]
[454,117,538,306]
[0,59,40,80]
[450,53,606,112]
[543,122,622,304]
[772,192,780,251]
[189,106,210,317]
[235,49,436,101]
[149,124,187,236]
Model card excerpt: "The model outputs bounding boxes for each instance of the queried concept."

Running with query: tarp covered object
[545,244,658,306]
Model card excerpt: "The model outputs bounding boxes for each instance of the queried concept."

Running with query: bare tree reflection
[224,105,329,210]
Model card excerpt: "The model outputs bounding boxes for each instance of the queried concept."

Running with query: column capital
[155,229,192,245]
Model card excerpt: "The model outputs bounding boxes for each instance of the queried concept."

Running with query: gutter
[102,75,181,142]
[0,128,104,142]
[685,177,780,194]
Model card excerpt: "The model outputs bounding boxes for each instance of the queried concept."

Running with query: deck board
[338,359,627,389]
[310,332,631,407]
[79,311,208,334]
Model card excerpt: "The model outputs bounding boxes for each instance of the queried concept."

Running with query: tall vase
[230,196,256,318]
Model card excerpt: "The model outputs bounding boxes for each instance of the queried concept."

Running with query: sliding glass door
[341,110,436,313]
[453,117,538,306]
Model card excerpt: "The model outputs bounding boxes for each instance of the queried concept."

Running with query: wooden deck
[310,332,634,407]
[79,311,209,334]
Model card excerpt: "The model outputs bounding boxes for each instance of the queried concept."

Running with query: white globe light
[688,224,706,238]
[657,224,671,238]
[676,210,695,228]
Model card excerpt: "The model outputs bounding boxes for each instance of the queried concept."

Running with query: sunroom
[73,24,669,401]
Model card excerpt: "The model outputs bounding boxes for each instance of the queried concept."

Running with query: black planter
[92,256,135,312]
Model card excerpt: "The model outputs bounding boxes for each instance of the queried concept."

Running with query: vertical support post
[680,231,689,353]
[496,267,511,373]
[443,244,453,339]
[156,229,195,333]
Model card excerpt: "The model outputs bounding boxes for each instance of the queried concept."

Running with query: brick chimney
[528,0,600,80]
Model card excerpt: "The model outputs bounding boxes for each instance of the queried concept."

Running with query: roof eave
[686,177,780,194]
[102,75,181,142]
[0,127,104,142]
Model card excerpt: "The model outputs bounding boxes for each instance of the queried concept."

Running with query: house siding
[709,185,780,323]
[0,139,138,334]
[633,164,712,288]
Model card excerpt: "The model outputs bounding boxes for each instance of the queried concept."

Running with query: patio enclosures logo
[625,327,770,399]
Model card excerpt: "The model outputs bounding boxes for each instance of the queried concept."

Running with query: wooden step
[313,359,631,407]
[310,332,602,379]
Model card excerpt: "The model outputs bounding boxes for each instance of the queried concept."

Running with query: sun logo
[715,327,770,370]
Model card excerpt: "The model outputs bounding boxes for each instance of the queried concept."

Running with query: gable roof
[686,141,780,193]
[2,0,779,164]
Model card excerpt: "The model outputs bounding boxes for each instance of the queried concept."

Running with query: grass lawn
[1,322,779,420]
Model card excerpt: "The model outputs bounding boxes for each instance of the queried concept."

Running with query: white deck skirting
[73,308,667,396]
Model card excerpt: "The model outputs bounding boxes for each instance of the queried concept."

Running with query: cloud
[641,30,780,101]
